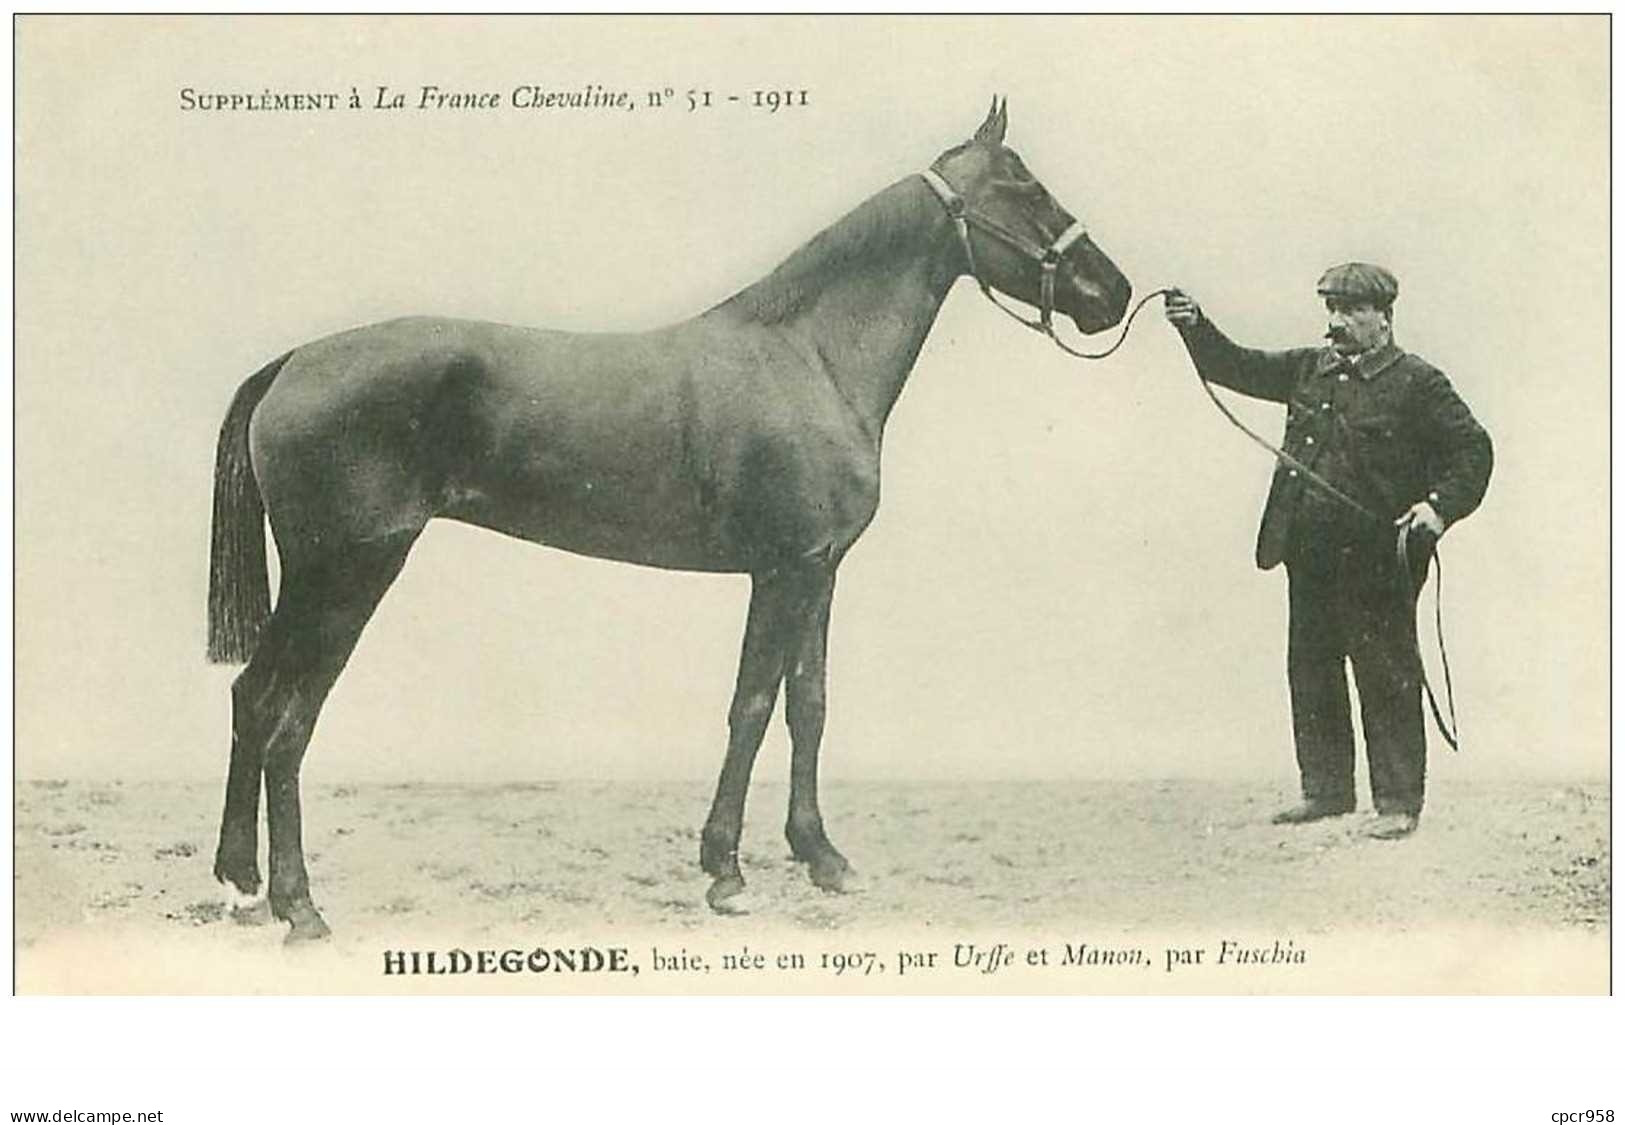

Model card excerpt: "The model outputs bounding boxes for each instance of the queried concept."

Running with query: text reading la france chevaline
[178,84,810,114]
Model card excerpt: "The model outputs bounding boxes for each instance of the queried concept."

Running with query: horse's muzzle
[1069,274,1133,335]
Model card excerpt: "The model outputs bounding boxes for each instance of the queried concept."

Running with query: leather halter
[920,167,1097,357]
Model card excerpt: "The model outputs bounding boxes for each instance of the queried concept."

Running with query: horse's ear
[973,95,1007,145]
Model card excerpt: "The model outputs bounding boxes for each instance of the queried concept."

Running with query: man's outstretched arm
[1163,288,1309,404]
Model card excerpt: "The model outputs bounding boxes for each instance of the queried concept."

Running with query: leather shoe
[1366,812,1419,840]
[1270,800,1355,825]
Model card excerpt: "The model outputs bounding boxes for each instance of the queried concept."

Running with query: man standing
[1163,265,1492,839]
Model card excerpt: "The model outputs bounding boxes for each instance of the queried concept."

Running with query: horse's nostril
[1114,279,1133,319]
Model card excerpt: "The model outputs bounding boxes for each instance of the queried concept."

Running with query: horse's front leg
[701,563,823,912]
[783,572,852,892]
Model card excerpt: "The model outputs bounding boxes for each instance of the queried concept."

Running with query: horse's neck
[716,178,960,436]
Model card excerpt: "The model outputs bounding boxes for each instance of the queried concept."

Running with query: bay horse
[206,98,1132,941]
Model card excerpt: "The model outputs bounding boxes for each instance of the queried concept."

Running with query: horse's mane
[717,178,929,325]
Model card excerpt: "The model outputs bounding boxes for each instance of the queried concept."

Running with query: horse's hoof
[229,897,273,927]
[281,904,332,945]
[809,855,856,894]
[213,863,261,899]
[706,875,748,914]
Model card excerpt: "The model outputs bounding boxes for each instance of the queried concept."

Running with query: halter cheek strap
[922,166,1057,327]
[920,168,1140,360]
[920,168,978,274]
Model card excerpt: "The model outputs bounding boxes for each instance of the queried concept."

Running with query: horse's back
[257,314,707,437]
[249,314,880,571]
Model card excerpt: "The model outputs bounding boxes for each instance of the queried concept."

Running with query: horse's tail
[207,352,292,664]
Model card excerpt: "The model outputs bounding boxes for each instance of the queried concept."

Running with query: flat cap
[1316,262,1398,307]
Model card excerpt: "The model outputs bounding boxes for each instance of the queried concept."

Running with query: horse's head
[930,98,1131,335]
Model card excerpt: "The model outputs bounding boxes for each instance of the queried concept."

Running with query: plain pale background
[15,15,1607,790]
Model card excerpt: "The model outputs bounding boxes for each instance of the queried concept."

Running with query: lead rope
[1398,525,1460,751]
[919,168,1460,749]
[1040,287,1462,752]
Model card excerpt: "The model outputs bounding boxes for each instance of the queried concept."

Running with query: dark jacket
[1177,316,1493,570]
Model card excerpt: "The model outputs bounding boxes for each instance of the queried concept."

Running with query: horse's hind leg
[245,532,418,942]
[212,631,281,922]
[215,574,315,914]
[784,573,851,892]
[701,562,827,911]
[215,675,266,899]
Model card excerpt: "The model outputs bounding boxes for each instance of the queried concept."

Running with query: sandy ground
[14,776,1609,994]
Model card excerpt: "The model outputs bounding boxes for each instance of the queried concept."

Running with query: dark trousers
[1284,538,1427,816]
